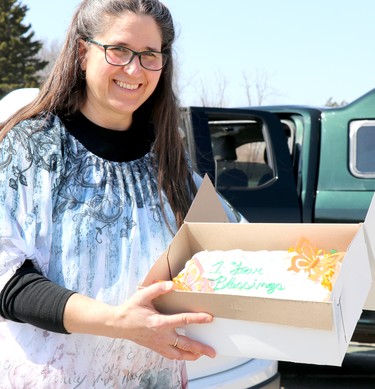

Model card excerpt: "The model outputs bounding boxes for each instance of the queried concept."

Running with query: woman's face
[80,12,163,130]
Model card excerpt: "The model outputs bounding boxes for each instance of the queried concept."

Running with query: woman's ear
[78,39,88,71]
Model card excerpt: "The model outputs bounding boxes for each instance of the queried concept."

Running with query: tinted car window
[349,120,375,178]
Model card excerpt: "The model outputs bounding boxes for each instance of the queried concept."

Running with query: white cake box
[142,176,374,366]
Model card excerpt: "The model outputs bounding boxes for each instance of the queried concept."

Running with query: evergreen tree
[0,0,48,98]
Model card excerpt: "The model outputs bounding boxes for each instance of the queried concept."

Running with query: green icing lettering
[230,261,264,276]
[212,276,285,295]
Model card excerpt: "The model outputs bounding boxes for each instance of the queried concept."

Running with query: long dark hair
[0,0,196,228]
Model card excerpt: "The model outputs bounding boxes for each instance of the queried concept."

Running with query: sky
[23,0,375,107]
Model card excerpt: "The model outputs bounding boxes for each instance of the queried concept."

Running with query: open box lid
[363,193,375,310]
[184,175,229,223]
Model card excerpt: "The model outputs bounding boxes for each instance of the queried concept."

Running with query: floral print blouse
[0,114,188,388]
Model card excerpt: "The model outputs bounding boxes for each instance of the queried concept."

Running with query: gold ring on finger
[173,335,179,348]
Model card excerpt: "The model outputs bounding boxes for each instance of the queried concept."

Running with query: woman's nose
[123,55,143,74]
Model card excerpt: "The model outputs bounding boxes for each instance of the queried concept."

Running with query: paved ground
[279,342,375,388]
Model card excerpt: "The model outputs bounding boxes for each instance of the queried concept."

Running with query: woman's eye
[113,46,128,53]
[144,52,159,59]
[107,46,129,55]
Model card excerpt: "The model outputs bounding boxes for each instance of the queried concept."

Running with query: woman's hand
[63,281,216,361]
[111,281,216,361]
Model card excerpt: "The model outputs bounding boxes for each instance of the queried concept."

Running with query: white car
[187,356,279,388]
[0,88,280,389]
[0,87,39,121]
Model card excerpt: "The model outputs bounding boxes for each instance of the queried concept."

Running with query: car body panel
[187,357,279,389]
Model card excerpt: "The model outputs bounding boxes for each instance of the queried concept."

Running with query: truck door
[181,107,301,222]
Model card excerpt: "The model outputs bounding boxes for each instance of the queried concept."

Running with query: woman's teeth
[115,81,139,90]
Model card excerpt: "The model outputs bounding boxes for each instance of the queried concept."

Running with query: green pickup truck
[180,88,375,341]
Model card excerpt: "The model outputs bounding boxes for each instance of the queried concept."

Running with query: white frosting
[179,249,338,302]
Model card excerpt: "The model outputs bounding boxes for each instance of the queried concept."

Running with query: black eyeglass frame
[85,38,168,71]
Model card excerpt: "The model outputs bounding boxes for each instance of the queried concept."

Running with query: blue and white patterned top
[0,114,187,388]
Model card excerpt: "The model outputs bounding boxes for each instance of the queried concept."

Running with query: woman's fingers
[171,333,216,360]
[137,280,175,302]
[122,282,216,360]
[139,282,214,327]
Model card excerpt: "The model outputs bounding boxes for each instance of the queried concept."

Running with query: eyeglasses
[85,38,168,71]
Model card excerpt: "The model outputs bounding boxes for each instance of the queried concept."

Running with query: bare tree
[325,97,348,107]
[197,78,209,106]
[37,38,63,81]
[242,69,278,106]
[173,65,198,107]
[196,72,228,107]
[242,72,252,106]
[215,72,228,108]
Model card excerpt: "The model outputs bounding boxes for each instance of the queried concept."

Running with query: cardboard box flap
[363,193,375,310]
[153,291,333,330]
[364,193,375,232]
[335,228,372,342]
[363,193,375,267]
[185,175,229,223]
[184,222,358,252]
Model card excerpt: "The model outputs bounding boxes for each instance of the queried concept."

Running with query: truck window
[349,120,375,178]
[209,120,275,189]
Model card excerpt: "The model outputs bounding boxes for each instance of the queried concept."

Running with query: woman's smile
[114,80,141,90]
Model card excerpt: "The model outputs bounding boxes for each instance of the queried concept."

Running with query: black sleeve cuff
[0,260,75,334]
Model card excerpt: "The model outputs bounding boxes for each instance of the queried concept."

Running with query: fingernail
[165,281,174,289]
[209,351,216,358]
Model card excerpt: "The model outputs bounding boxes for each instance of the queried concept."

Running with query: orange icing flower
[288,237,344,290]
[172,257,214,292]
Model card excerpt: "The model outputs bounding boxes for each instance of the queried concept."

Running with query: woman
[0,0,216,387]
